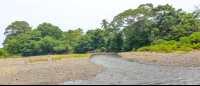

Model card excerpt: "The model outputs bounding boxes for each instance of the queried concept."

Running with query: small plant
[1,57,7,59]
[118,53,121,56]
[95,49,101,53]
[152,59,158,62]
[136,54,141,56]
[132,48,136,51]
[143,54,149,56]
[178,53,186,54]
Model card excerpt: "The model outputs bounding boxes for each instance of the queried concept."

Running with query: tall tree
[3,21,32,46]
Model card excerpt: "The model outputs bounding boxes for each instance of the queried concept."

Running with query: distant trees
[2,3,200,57]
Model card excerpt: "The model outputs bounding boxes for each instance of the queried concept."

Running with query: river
[59,54,200,85]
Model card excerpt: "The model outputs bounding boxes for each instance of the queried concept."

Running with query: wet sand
[0,54,106,85]
[119,50,200,67]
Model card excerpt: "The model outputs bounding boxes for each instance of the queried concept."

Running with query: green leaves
[36,22,63,39]
[3,21,32,46]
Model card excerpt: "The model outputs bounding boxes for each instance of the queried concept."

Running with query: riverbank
[0,54,106,85]
[119,50,200,67]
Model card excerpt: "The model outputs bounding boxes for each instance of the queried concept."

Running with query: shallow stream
[59,54,200,85]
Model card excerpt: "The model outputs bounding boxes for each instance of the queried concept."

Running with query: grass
[136,54,141,56]
[52,54,91,60]
[178,53,186,54]
[143,54,149,56]
[152,59,158,62]
[29,59,48,63]
[0,56,22,59]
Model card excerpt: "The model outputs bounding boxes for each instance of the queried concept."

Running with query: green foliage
[189,32,200,44]
[0,48,9,57]
[3,21,32,46]
[132,48,136,51]
[36,22,63,39]
[101,47,107,52]
[95,49,101,53]
[2,3,200,56]
[137,43,175,53]
[178,53,186,54]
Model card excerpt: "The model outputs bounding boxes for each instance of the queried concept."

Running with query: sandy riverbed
[0,54,106,85]
[119,50,200,67]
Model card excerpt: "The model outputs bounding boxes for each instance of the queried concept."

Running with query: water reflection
[59,54,200,85]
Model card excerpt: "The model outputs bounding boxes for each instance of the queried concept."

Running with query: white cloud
[0,0,200,48]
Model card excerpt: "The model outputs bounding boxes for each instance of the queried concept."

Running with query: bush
[95,49,101,53]
[132,48,136,51]
[0,49,9,57]
[189,32,200,44]
[101,47,107,52]
[191,43,200,49]
[137,44,175,53]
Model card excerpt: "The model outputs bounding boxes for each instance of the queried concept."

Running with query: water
[59,54,200,85]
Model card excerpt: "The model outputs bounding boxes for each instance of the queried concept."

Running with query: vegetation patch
[29,59,48,63]
[136,54,141,56]
[143,54,149,56]
[178,53,186,54]
[52,54,91,60]
[152,59,158,62]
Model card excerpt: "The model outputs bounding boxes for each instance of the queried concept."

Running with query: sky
[0,0,200,48]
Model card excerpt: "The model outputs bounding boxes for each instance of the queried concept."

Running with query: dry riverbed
[119,50,200,67]
[0,54,106,85]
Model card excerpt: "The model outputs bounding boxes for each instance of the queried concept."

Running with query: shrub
[95,49,101,53]
[101,47,107,52]
[132,48,136,51]
[189,32,200,44]
[0,49,9,57]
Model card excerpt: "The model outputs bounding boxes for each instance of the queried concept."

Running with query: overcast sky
[0,0,200,48]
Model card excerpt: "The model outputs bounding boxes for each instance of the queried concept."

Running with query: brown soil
[0,54,106,85]
[119,50,200,67]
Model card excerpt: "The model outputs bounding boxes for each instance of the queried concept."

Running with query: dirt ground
[119,50,200,67]
[0,54,106,85]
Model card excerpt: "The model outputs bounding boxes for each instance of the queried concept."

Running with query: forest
[1,3,200,57]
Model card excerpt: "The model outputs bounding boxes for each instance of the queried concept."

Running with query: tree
[101,19,109,30]
[109,31,123,52]
[3,21,32,46]
[36,22,63,39]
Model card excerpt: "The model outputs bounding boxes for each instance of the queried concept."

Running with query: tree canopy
[1,3,200,57]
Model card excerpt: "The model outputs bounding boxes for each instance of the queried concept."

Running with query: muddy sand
[0,54,106,85]
[119,50,200,67]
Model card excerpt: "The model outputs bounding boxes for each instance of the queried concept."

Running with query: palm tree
[101,19,109,30]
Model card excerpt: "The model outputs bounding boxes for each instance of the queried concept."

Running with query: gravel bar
[119,50,200,67]
[0,54,106,85]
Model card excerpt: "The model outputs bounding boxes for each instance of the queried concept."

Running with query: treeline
[1,3,200,57]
